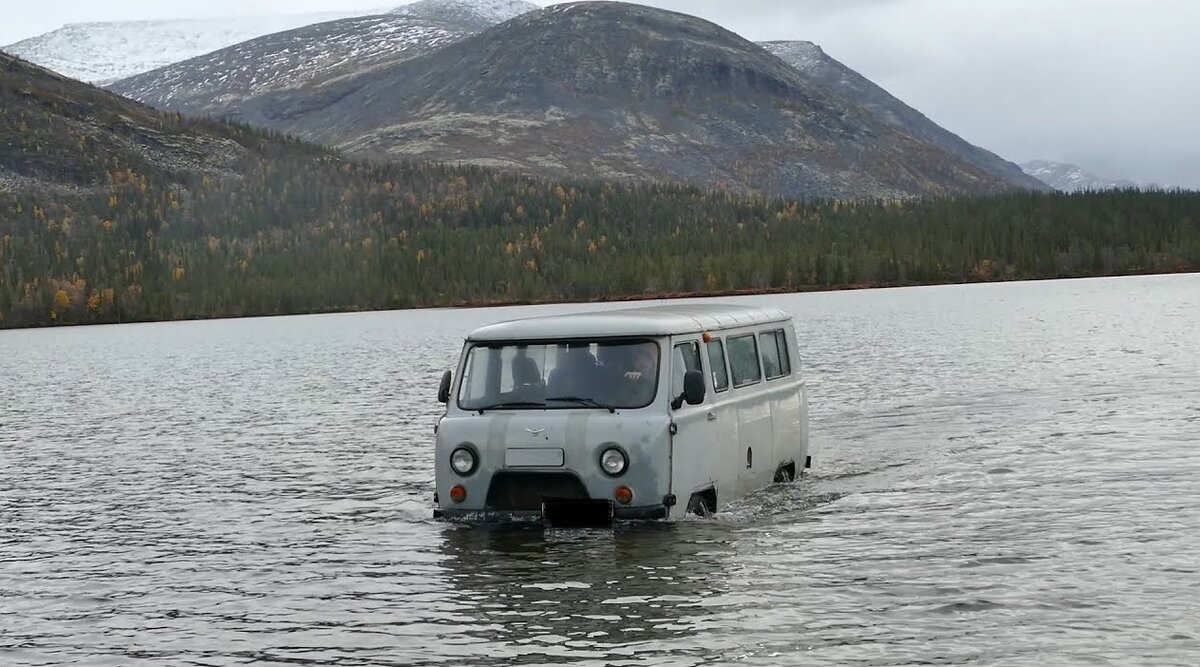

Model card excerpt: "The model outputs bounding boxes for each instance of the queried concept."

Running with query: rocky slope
[108,17,468,118]
[761,41,1048,192]
[0,52,326,193]
[233,2,1033,199]
[2,11,366,83]
[107,0,538,120]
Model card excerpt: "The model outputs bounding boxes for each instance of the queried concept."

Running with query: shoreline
[3,268,1197,332]
[409,267,1200,311]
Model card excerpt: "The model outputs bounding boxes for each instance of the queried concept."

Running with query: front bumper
[434,503,669,524]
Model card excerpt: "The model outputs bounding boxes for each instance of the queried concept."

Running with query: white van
[432,303,810,524]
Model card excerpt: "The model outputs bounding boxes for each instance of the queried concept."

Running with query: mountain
[2,11,368,84]
[761,41,1049,192]
[212,2,1034,199]
[1021,160,1139,192]
[391,0,539,29]
[107,0,538,119]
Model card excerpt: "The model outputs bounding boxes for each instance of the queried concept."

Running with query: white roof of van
[467,303,792,341]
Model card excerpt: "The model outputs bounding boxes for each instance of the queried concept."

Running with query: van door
[668,338,717,514]
[727,332,774,497]
[705,336,739,512]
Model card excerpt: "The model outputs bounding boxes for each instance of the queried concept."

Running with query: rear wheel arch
[774,460,797,483]
[686,487,717,516]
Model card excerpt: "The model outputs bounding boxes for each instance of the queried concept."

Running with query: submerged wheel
[774,463,796,484]
[686,491,714,517]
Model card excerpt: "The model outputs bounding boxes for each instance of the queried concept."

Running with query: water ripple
[2,275,1199,665]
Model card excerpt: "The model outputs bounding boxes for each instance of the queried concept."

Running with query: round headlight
[600,448,628,477]
[450,447,477,476]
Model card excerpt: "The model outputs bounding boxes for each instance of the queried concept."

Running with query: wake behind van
[432,304,810,524]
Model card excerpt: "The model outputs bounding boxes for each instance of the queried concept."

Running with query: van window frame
[706,338,731,393]
[760,329,792,381]
[455,337,663,412]
[671,339,704,407]
[726,333,763,389]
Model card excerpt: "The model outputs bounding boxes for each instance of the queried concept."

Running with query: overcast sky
[3,0,1197,187]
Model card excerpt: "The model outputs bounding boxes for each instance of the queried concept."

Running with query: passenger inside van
[512,356,543,389]
[547,345,597,396]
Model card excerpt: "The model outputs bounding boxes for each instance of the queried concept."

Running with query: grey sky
[3,0,1197,187]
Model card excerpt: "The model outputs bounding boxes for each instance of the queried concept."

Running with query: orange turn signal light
[614,486,634,505]
[449,485,467,503]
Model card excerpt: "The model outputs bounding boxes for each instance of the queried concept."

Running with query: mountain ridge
[391,0,538,29]
[212,2,1035,199]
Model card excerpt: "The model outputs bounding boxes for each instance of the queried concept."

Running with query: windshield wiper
[546,396,617,413]
[477,401,546,414]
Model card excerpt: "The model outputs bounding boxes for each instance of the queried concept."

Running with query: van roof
[466,303,792,341]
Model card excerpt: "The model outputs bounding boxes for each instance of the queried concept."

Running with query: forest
[2,151,1196,330]
[3,50,1197,330]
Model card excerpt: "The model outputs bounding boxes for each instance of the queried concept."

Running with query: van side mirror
[682,370,706,406]
[437,370,452,404]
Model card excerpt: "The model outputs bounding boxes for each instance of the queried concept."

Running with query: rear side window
[727,334,761,387]
[707,339,730,392]
[760,330,792,380]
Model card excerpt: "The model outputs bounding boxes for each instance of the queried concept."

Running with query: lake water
[2,274,1199,666]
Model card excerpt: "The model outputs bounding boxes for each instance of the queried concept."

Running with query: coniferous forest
[1,153,1197,329]
[3,51,1198,330]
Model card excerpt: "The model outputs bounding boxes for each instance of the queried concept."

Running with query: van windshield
[458,340,660,411]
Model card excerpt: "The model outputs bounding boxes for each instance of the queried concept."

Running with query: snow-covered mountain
[108,0,538,119]
[1021,160,1139,192]
[3,11,370,84]
[110,16,467,115]
[391,0,537,30]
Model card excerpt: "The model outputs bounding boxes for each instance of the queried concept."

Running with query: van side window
[706,339,730,392]
[727,334,761,388]
[672,341,703,399]
[760,330,791,380]
[777,331,792,376]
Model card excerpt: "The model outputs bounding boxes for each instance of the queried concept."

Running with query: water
[2,274,1199,666]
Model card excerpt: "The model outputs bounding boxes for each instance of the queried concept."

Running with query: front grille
[485,472,589,511]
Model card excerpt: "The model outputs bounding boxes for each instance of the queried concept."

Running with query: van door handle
[706,412,717,421]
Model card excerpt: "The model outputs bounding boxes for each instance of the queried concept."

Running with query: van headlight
[600,448,628,477]
[450,447,477,476]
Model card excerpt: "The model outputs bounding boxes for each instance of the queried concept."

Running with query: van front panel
[436,354,675,524]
